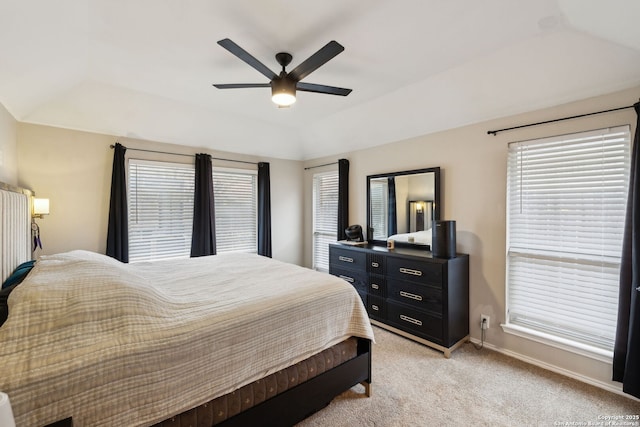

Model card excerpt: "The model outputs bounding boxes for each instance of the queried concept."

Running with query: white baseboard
[468,337,639,402]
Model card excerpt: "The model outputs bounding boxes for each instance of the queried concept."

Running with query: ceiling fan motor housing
[271,75,297,106]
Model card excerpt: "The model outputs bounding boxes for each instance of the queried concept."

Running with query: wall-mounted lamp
[31,198,48,251]
[271,77,296,107]
[33,198,50,219]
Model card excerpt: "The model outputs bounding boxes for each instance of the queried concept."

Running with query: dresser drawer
[330,246,367,271]
[387,257,442,287]
[387,279,441,314]
[330,266,368,294]
[367,295,385,321]
[367,253,385,275]
[368,274,386,297]
[386,301,443,343]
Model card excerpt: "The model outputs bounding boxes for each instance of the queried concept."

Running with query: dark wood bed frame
[46,338,372,427]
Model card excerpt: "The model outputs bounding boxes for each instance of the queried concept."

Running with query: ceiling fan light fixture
[214,39,351,106]
[271,78,296,107]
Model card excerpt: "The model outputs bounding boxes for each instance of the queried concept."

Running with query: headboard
[0,183,32,283]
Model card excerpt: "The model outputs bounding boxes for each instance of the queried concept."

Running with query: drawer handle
[400,314,422,326]
[400,291,423,301]
[371,304,379,311]
[339,275,354,283]
[339,256,354,263]
[371,283,379,290]
[399,267,422,277]
[371,262,379,268]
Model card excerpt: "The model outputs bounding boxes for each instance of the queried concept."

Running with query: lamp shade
[0,393,16,427]
[271,77,296,107]
[33,198,49,216]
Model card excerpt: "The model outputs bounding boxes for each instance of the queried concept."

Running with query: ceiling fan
[213,38,352,107]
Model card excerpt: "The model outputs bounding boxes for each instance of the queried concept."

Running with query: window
[505,126,630,356]
[313,171,339,272]
[128,160,258,262]
[369,178,388,240]
[128,159,195,262]
[213,168,257,253]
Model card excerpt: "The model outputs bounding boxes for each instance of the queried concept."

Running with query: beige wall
[16,125,304,265]
[303,85,639,395]
[0,103,18,185]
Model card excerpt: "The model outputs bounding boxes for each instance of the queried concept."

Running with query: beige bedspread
[0,250,374,426]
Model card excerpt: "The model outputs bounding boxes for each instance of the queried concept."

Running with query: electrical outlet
[480,314,490,330]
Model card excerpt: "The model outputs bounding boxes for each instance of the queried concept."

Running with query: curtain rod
[110,144,258,165]
[304,161,338,170]
[487,104,636,136]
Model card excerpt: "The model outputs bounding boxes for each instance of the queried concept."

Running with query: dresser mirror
[366,167,440,247]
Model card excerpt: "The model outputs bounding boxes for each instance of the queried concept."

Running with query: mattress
[0,250,374,426]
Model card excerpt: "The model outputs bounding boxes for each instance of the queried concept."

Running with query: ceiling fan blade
[217,38,277,80]
[288,41,344,82]
[213,83,271,89]
[297,82,352,96]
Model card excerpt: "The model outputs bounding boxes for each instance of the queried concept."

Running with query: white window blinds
[128,159,195,262]
[213,168,257,253]
[128,161,258,261]
[313,171,339,272]
[506,125,630,351]
[370,179,388,240]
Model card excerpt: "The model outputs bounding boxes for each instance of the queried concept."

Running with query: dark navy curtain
[190,153,216,257]
[388,177,397,236]
[613,102,640,398]
[106,143,128,262]
[337,159,349,241]
[257,162,272,257]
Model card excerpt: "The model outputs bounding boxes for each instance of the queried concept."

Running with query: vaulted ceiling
[1,0,639,160]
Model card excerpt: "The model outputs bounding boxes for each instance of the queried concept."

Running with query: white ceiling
[1,0,639,160]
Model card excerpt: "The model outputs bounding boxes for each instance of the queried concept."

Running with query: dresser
[329,243,469,358]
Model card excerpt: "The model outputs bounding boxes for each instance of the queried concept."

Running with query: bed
[0,186,374,427]
[388,229,432,247]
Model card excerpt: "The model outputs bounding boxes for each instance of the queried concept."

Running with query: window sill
[501,323,613,364]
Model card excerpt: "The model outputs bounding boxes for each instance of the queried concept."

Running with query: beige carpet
[298,327,640,427]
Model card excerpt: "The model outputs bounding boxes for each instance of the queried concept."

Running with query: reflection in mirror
[367,167,440,247]
[409,200,434,232]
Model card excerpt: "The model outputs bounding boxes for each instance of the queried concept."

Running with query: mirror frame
[366,167,441,247]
